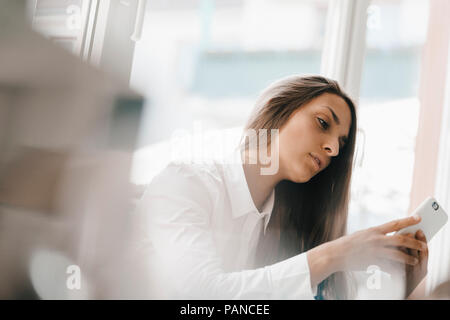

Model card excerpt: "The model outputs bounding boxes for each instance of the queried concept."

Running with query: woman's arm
[307,241,342,290]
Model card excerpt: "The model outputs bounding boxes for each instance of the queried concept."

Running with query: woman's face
[278,93,352,183]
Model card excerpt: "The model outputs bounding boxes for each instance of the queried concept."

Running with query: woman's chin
[289,168,312,183]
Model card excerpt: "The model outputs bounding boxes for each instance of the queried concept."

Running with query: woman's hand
[307,215,427,291]
[400,230,428,299]
[330,215,427,272]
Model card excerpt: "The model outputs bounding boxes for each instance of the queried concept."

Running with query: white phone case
[396,196,448,242]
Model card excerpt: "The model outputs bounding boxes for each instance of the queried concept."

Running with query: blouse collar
[222,148,275,233]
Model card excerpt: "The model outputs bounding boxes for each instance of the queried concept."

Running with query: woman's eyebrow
[323,106,340,125]
[322,105,348,147]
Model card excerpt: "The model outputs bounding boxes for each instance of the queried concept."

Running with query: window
[130,0,332,184]
[348,0,430,233]
[130,0,330,147]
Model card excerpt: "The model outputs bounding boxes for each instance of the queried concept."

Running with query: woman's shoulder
[143,160,226,203]
[133,161,228,219]
[139,146,242,206]
[154,160,223,184]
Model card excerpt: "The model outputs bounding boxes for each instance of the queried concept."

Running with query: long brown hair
[241,75,358,299]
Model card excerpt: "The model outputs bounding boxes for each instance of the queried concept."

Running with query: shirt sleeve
[136,163,317,300]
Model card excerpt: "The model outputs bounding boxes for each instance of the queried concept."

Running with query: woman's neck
[241,151,283,212]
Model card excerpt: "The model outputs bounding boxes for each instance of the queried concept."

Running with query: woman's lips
[309,153,320,170]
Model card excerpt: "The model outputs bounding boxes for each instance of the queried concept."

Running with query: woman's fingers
[406,233,419,258]
[415,230,428,260]
[376,215,421,234]
[380,248,419,266]
[396,233,412,255]
[382,233,427,251]
[415,229,427,243]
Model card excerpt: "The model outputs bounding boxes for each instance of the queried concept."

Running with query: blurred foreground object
[428,280,450,299]
[0,1,146,299]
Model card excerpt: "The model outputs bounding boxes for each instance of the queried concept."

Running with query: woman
[138,75,428,300]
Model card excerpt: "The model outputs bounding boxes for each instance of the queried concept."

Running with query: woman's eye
[318,118,329,130]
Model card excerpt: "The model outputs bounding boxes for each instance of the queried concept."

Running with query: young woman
[138,75,428,300]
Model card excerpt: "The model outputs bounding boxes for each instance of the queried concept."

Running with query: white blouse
[135,148,318,299]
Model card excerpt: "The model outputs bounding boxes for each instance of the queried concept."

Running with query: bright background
[129,0,430,234]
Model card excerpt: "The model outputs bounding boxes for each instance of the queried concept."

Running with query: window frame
[320,0,370,101]
[427,38,450,296]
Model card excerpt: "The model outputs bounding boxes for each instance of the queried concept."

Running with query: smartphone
[396,196,448,242]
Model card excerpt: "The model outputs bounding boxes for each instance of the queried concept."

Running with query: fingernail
[413,215,420,221]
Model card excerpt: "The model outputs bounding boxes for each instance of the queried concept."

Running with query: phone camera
[432,202,439,211]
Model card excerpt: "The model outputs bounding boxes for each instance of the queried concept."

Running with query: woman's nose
[323,139,339,157]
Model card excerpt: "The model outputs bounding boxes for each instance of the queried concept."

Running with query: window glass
[130,0,330,147]
[348,0,430,233]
